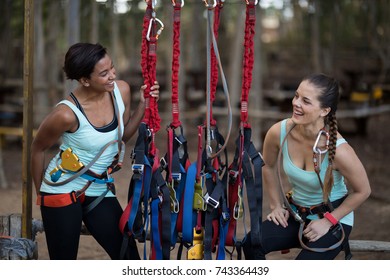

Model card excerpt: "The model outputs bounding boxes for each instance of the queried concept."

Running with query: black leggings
[243,216,352,260]
[40,195,139,260]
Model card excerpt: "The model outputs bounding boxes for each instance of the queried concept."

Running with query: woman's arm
[31,105,78,195]
[262,121,289,227]
[329,142,371,221]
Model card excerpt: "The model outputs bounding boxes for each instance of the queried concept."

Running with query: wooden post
[22,0,34,240]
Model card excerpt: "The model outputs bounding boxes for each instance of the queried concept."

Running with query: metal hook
[146,17,164,41]
[313,129,329,154]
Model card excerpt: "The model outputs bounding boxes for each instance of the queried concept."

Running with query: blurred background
[1,0,390,144]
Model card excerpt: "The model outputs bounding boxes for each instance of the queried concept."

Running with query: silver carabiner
[313,129,329,154]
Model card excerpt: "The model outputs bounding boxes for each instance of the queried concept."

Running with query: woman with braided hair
[243,73,371,259]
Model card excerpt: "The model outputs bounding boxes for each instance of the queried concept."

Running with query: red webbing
[141,3,153,125]
[170,1,182,129]
[240,1,256,128]
[141,2,161,156]
[208,1,224,127]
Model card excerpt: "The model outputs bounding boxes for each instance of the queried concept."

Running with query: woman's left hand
[303,219,333,242]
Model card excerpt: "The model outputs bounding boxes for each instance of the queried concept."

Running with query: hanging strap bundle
[181,0,232,260]
[119,0,171,260]
[225,0,264,260]
[159,0,192,256]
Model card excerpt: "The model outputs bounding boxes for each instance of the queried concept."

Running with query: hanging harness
[277,122,352,259]
[183,0,233,260]
[119,0,171,260]
[37,91,125,216]
[161,0,192,256]
[224,0,264,260]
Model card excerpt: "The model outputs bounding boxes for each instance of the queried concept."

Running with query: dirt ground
[1,112,390,260]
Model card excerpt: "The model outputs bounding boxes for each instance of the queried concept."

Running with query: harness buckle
[233,189,244,219]
[204,193,219,209]
[193,182,206,211]
[171,172,182,182]
[228,169,239,183]
[168,182,180,213]
[187,228,204,260]
[160,157,168,169]
[132,164,144,179]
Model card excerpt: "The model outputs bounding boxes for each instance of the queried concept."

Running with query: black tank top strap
[69,92,118,132]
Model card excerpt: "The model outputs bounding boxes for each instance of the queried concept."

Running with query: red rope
[240,0,256,128]
[141,2,161,156]
[170,1,182,129]
[208,1,224,127]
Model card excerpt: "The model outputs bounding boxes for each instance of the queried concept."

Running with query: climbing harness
[161,0,193,255]
[225,0,264,260]
[38,91,125,215]
[277,121,352,259]
[119,0,171,260]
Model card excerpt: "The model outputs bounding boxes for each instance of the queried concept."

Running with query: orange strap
[36,192,85,208]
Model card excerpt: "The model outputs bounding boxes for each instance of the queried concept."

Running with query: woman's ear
[321,107,331,117]
[80,78,90,87]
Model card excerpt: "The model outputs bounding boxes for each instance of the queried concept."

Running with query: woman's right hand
[266,206,290,228]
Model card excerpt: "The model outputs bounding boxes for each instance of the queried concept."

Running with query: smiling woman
[30,42,160,260]
[243,73,371,260]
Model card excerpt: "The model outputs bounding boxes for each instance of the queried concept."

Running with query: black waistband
[289,195,347,217]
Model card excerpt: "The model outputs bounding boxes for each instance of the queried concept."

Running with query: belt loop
[70,191,77,203]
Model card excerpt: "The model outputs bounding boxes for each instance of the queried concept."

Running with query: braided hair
[303,73,340,201]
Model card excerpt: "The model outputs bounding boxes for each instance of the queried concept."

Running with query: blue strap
[182,161,197,243]
[217,215,229,260]
[151,198,162,259]
[80,173,114,184]
[170,164,186,246]
[128,155,151,237]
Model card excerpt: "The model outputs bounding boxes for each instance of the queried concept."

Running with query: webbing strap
[182,162,197,243]
[170,0,183,129]
[240,0,257,127]
[205,0,232,159]
[141,1,162,157]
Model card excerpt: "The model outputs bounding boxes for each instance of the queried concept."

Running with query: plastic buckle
[171,172,182,182]
[204,193,219,209]
[228,169,239,183]
[132,164,144,179]
[160,157,167,169]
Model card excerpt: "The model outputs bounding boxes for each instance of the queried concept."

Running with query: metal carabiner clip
[313,129,329,154]
[146,17,164,41]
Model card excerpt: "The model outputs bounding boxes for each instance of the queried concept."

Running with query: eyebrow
[97,63,114,76]
[296,91,312,102]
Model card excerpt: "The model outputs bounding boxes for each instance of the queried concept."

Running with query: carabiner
[313,129,329,154]
[146,17,164,41]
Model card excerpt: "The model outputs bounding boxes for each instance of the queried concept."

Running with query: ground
[0,113,389,260]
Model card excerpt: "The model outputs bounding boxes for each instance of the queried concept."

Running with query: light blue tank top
[280,119,353,225]
[40,82,125,197]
